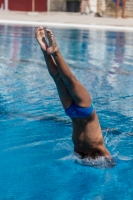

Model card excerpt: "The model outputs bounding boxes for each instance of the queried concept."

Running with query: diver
[35,26,114,165]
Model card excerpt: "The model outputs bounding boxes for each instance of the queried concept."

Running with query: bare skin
[35,26,111,160]
[80,0,92,14]
[115,0,127,18]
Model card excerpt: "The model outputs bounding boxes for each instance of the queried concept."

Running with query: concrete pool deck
[0,11,133,31]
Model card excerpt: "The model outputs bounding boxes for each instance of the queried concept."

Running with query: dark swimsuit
[65,102,93,118]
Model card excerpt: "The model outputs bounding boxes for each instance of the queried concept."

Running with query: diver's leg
[46,29,92,108]
[54,53,92,108]
[35,26,73,109]
[43,52,73,109]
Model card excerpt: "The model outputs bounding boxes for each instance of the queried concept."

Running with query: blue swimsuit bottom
[65,102,93,118]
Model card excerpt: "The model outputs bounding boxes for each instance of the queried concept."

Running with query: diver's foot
[46,29,59,55]
[35,26,47,52]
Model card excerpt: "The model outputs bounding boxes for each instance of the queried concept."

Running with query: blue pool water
[0,25,133,199]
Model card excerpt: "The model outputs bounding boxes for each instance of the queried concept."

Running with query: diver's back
[72,111,110,158]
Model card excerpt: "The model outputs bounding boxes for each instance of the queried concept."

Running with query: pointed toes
[39,26,44,30]
[46,29,53,36]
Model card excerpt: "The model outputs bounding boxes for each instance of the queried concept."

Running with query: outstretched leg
[35,27,73,109]
[45,29,92,108]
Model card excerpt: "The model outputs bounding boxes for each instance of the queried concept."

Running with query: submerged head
[74,153,116,169]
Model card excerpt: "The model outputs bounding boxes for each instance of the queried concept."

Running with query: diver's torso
[72,111,110,158]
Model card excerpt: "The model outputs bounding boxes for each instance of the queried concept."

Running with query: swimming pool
[0,25,133,199]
